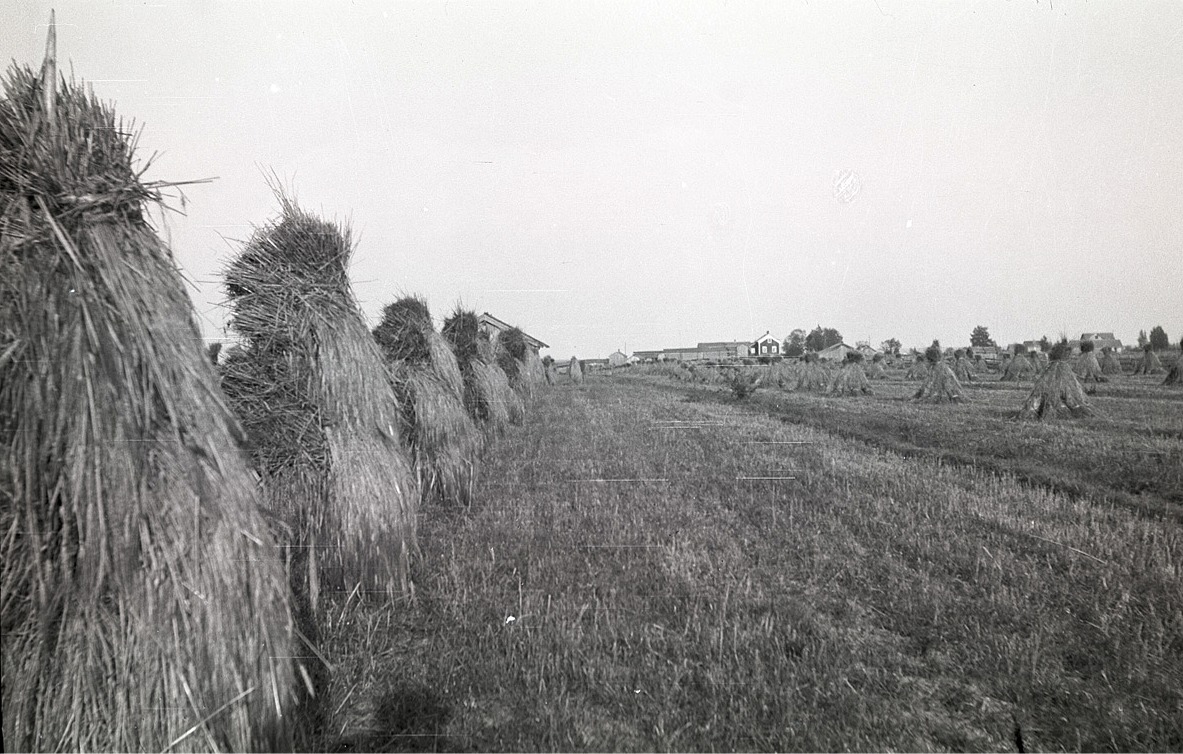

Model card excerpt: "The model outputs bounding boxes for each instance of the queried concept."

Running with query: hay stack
[1073,340,1107,383]
[913,345,965,402]
[442,308,523,429]
[222,192,419,603]
[952,349,976,382]
[796,352,828,391]
[829,352,873,395]
[905,356,930,380]
[1100,347,1123,375]
[374,297,481,507]
[1019,342,1092,419]
[1133,345,1165,375]
[1163,339,1182,387]
[569,356,585,384]
[867,353,887,380]
[542,354,556,384]
[1000,347,1035,381]
[496,326,541,398]
[1,53,296,750]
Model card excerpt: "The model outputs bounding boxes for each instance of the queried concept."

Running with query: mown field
[319,369,1183,752]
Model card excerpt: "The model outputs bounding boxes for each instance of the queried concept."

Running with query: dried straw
[952,349,976,382]
[221,192,419,604]
[1073,341,1107,383]
[442,308,522,430]
[866,353,887,380]
[1000,348,1036,381]
[374,297,481,507]
[1133,346,1164,375]
[568,356,585,385]
[1,58,295,750]
[795,352,828,391]
[913,346,965,402]
[1100,347,1123,375]
[1019,343,1092,419]
[1163,340,1182,387]
[828,352,873,395]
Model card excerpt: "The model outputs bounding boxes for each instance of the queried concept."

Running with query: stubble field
[322,367,1183,752]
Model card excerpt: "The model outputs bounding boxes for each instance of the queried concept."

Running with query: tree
[1039,335,1050,352]
[805,325,843,353]
[880,338,901,356]
[970,326,995,348]
[783,329,806,358]
[1149,326,1170,350]
[1138,329,1148,348]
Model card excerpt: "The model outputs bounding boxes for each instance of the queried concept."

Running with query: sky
[5,0,1181,359]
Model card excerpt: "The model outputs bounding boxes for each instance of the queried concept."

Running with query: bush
[729,371,761,399]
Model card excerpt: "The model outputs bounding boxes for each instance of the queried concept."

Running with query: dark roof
[478,312,549,349]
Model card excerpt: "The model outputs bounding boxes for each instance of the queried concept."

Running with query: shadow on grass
[330,684,454,753]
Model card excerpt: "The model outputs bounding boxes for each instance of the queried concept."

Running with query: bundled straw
[866,353,887,380]
[569,356,585,384]
[796,352,828,391]
[222,191,419,603]
[1073,340,1107,383]
[1000,347,1036,381]
[1132,345,1164,375]
[1019,342,1092,419]
[1,51,296,751]
[913,345,965,402]
[1164,339,1182,387]
[442,308,523,430]
[374,296,480,507]
[828,352,873,395]
[951,349,976,382]
[1100,347,1123,375]
[905,356,930,380]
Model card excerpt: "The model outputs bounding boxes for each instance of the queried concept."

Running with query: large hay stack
[796,352,828,391]
[497,326,542,398]
[1019,342,1092,419]
[442,308,523,429]
[829,352,873,395]
[1133,345,1165,375]
[568,355,585,384]
[1100,346,1123,375]
[1,50,296,750]
[374,297,481,508]
[1073,340,1107,383]
[913,346,965,402]
[221,193,419,603]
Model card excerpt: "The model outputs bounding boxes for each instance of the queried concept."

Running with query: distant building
[581,358,609,371]
[816,342,856,362]
[696,341,748,360]
[750,332,781,357]
[1077,332,1123,353]
[632,349,662,363]
[660,348,702,362]
[607,350,628,368]
[856,342,882,359]
[477,312,549,353]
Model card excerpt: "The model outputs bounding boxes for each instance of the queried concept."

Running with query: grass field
[319,370,1183,752]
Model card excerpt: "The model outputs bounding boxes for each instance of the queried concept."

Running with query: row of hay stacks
[441,309,527,427]
[2,50,299,751]
[374,297,481,509]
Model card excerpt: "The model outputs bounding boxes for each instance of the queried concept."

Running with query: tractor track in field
[631,376,1183,526]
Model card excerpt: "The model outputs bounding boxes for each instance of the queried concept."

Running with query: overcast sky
[6,1,1181,358]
